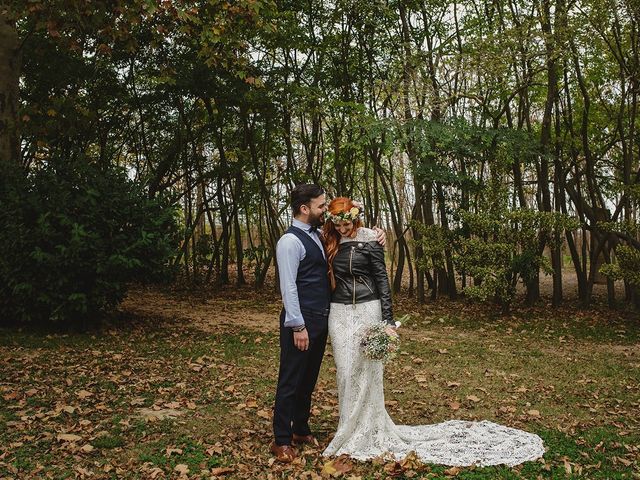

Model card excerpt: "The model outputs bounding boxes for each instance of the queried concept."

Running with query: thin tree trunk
[0,13,21,165]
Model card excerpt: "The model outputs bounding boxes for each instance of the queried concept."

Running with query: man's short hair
[291,184,324,215]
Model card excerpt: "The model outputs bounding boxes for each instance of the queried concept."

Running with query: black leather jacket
[331,233,394,325]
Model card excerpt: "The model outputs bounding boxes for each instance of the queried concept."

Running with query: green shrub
[0,161,179,325]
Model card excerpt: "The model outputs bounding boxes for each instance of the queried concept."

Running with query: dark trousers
[273,309,328,446]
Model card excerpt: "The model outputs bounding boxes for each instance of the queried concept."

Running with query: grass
[93,435,126,449]
[0,287,639,479]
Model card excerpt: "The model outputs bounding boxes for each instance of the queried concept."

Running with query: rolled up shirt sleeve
[276,234,305,328]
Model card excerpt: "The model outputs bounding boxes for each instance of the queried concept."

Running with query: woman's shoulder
[341,227,377,243]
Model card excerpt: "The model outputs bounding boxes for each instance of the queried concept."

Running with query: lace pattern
[323,300,545,466]
[340,227,377,244]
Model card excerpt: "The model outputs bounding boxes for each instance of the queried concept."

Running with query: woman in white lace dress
[321,197,545,466]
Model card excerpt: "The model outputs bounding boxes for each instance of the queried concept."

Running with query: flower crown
[328,206,361,223]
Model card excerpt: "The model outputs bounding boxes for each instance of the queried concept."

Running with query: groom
[271,184,384,462]
[271,184,329,463]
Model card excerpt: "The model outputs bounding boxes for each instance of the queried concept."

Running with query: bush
[0,161,179,325]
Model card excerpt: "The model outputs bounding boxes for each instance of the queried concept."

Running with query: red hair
[323,197,363,290]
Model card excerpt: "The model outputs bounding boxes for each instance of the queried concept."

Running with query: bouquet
[359,322,400,363]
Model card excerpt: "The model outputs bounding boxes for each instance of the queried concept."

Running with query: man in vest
[271,184,384,462]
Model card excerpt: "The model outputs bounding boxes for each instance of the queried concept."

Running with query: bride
[321,197,545,467]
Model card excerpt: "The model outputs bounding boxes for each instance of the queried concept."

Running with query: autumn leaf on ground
[174,463,189,475]
[321,456,353,477]
[76,389,93,399]
[57,433,82,442]
[444,466,461,476]
[211,466,234,475]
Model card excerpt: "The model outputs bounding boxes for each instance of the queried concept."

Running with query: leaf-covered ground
[1,285,639,479]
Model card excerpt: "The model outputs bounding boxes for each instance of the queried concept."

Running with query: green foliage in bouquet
[359,323,400,364]
[0,162,180,326]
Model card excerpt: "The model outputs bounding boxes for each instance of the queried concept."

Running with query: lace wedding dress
[322,233,545,466]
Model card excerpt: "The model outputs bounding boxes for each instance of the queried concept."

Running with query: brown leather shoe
[270,442,296,463]
[292,433,317,446]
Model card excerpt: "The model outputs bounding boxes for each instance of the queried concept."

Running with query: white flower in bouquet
[359,323,400,363]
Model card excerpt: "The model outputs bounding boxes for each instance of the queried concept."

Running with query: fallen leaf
[174,464,189,475]
[211,466,234,475]
[444,466,461,476]
[57,433,82,442]
[527,409,541,417]
[449,402,461,410]
[466,395,480,403]
[166,447,183,456]
[322,456,353,476]
[76,390,93,400]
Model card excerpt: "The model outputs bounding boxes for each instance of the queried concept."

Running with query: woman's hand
[351,200,386,247]
[373,227,386,247]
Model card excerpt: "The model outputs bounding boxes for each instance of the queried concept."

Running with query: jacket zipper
[350,246,356,308]
[359,276,374,294]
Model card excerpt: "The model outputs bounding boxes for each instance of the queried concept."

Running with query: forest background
[1,2,640,479]
[1,0,640,319]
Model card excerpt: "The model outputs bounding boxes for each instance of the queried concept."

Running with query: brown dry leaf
[76,390,93,400]
[527,409,541,417]
[444,466,461,476]
[400,451,422,470]
[166,447,183,456]
[333,456,354,475]
[57,433,82,442]
[447,382,460,388]
[211,466,234,475]
[466,395,480,403]
[321,456,353,477]
[449,401,461,410]
[74,466,93,477]
[2,391,19,401]
[174,463,189,475]
[617,457,632,467]
[438,349,448,354]
[321,460,338,476]
[80,444,94,453]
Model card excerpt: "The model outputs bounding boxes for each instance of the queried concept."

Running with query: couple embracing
[271,184,545,467]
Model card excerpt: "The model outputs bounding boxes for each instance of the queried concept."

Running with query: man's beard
[309,211,325,227]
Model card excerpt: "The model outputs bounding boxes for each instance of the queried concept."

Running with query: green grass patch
[92,434,125,449]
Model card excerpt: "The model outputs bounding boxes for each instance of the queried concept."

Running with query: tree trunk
[0,13,21,165]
